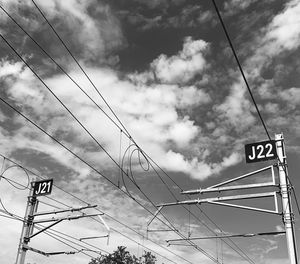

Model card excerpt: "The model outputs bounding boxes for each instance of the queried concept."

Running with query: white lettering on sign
[33,179,53,196]
[245,140,277,163]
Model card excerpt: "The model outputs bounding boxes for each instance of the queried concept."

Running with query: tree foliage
[89,246,157,264]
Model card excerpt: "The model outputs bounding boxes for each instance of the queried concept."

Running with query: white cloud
[216,79,255,130]
[0,60,24,78]
[163,150,241,180]
[0,0,124,64]
[247,0,300,71]
[263,0,300,54]
[224,0,258,16]
[151,37,208,84]
[278,87,300,106]
[0,54,242,181]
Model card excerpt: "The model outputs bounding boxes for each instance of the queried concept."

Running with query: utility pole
[15,178,102,264]
[276,133,298,264]
[154,133,298,264]
[15,182,38,264]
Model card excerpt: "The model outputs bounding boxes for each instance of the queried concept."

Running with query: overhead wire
[0,212,24,222]
[0,31,195,254]
[145,153,255,263]
[210,1,298,263]
[32,0,298,263]
[0,160,195,264]
[0,36,218,261]
[210,0,271,140]
[38,225,110,256]
[0,5,251,262]
[291,185,300,216]
[0,2,261,262]
[0,6,255,262]
[31,0,132,140]
[0,165,30,190]
[0,156,190,264]
[0,5,129,139]
[39,228,95,259]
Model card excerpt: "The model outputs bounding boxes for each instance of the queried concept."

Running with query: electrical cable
[0,6,255,263]
[0,201,24,222]
[40,229,95,258]
[211,0,271,140]
[0,166,187,264]
[291,185,300,216]
[0,5,129,139]
[0,32,129,184]
[0,4,264,262]
[0,165,30,190]
[126,147,255,264]
[31,0,132,140]
[0,157,5,175]
[40,226,110,256]
[0,105,202,264]
[21,8,222,260]
[38,200,65,210]
[0,96,249,263]
[211,2,299,263]
[0,33,197,260]
[38,197,182,264]
[146,153,255,263]
[34,225,104,256]
[0,153,254,264]
[0,212,24,222]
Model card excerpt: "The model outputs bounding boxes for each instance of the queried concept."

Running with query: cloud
[0,59,24,77]
[224,0,259,16]
[119,3,214,31]
[214,0,300,147]
[151,37,209,84]
[0,45,242,182]
[278,87,300,107]
[247,0,300,71]
[0,0,125,66]
[216,79,255,131]
[263,0,300,54]
[163,151,241,180]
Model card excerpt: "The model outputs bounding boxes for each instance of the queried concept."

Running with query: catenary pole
[276,133,298,264]
[16,182,38,264]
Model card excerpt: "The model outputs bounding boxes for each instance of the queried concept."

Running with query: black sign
[245,140,277,163]
[33,179,53,196]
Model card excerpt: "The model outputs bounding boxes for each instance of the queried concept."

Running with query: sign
[33,179,53,196]
[245,140,277,163]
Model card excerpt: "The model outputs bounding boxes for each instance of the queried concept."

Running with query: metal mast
[276,133,298,264]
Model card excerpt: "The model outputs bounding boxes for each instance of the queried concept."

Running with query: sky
[0,0,299,264]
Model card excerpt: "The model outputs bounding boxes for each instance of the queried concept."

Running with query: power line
[31,0,132,140]
[145,153,255,264]
[39,228,95,259]
[0,100,202,264]
[38,225,110,256]
[210,0,271,140]
[0,155,191,264]
[210,2,299,263]
[0,33,220,262]
[0,5,128,139]
[0,3,257,262]
[0,32,127,179]
[0,7,252,263]
[0,31,185,243]
[31,1,296,263]
[0,169,177,263]
[0,213,23,221]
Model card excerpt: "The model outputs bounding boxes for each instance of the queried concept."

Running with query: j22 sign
[245,140,277,163]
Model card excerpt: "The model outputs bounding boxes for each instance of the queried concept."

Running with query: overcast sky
[0,0,299,264]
